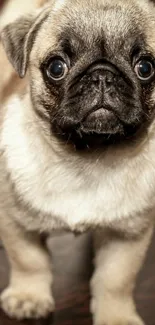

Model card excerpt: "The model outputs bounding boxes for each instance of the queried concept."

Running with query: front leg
[0,219,54,320]
[91,227,153,325]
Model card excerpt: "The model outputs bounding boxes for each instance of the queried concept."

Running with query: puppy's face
[2,0,155,149]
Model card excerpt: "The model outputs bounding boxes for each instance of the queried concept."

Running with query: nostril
[105,74,115,86]
[92,71,102,82]
[92,75,98,82]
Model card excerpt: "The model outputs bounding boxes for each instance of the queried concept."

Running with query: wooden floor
[0,232,155,325]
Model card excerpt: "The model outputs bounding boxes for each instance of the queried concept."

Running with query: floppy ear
[0,9,48,78]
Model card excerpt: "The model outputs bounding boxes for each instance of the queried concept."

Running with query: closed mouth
[82,106,113,121]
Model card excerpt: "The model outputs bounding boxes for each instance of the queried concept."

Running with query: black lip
[82,106,112,122]
[52,115,146,150]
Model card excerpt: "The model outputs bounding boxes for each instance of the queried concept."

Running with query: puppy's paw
[93,316,145,325]
[0,287,55,319]
[91,298,145,325]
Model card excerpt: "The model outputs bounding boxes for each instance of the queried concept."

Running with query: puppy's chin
[53,106,145,150]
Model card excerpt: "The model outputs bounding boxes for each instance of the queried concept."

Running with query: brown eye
[46,57,68,81]
[134,58,155,83]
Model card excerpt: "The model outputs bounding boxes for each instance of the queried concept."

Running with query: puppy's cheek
[149,88,155,115]
[29,66,59,123]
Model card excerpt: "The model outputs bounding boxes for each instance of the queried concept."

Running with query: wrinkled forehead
[32,0,155,62]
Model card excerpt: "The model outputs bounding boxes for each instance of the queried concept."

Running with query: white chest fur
[1,96,155,232]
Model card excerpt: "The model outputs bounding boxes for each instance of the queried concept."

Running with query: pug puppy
[1,0,155,324]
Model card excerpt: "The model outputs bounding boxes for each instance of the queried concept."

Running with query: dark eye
[46,57,68,81]
[134,58,155,83]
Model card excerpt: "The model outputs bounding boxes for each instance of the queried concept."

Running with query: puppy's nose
[91,70,115,88]
[88,62,118,89]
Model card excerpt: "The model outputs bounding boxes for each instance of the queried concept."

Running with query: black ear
[0,9,48,78]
